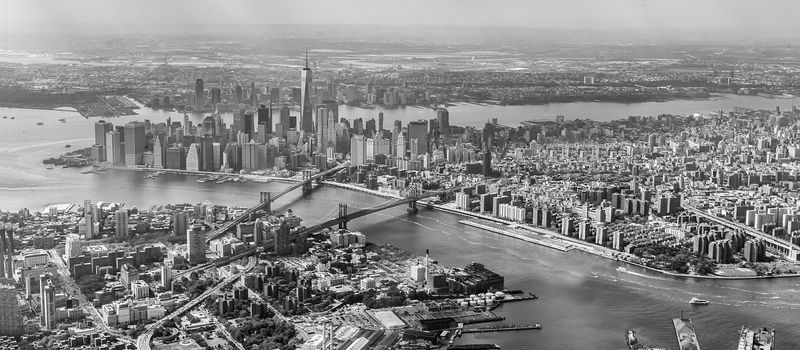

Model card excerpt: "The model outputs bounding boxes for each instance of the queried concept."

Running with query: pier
[462,323,543,333]
[672,317,702,350]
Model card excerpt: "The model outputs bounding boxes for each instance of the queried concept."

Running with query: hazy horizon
[3,0,800,38]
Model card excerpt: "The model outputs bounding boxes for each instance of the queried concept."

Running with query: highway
[136,256,257,350]
[684,204,800,260]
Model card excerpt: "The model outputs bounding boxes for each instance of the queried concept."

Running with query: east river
[2,96,800,349]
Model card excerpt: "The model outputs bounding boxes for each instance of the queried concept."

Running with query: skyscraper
[378,111,384,132]
[0,281,22,336]
[436,108,449,133]
[258,104,272,133]
[300,51,314,133]
[161,264,172,289]
[39,275,55,329]
[483,149,492,177]
[194,79,204,110]
[186,143,201,171]
[274,220,291,255]
[395,132,406,158]
[115,210,129,238]
[123,121,146,166]
[408,120,429,156]
[94,120,113,161]
[229,108,242,135]
[187,224,207,265]
[173,212,189,236]
[350,135,367,166]
[153,135,165,169]
[211,87,221,106]
[65,234,82,258]
[106,130,124,166]
[277,104,291,137]
[200,136,215,171]
[0,230,6,280]
[234,83,243,104]
[243,110,255,138]
[250,81,257,107]
[270,87,280,104]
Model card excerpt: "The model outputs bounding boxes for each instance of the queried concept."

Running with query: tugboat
[689,297,710,305]
[626,329,641,349]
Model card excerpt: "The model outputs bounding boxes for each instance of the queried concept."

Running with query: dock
[672,317,702,350]
[496,292,538,304]
[448,345,500,350]
[462,323,542,333]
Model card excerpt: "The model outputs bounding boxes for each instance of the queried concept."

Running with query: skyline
[3,0,800,37]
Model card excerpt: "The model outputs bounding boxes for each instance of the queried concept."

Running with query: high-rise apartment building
[39,275,55,329]
[115,210,129,238]
[161,264,172,289]
[65,233,82,258]
[187,224,207,265]
[0,281,22,336]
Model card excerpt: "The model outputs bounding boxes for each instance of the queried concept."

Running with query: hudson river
[2,97,800,349]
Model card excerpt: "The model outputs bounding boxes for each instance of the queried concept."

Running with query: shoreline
[33,164,800,281]
[317,181,800,281]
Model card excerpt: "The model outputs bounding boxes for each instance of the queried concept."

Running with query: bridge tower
[338,203,348,229]
[302,170,313,195]
[260,191,271,212]
[406,183,420,215]
[408,200,418,214]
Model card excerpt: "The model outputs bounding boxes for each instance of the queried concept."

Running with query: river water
[2,98,800,349]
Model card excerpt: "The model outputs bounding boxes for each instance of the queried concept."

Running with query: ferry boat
[689,297,710,305]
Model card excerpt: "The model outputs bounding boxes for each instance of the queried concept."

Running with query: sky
[2,0,800,35]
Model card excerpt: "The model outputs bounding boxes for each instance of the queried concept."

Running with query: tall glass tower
[300,51,314,133]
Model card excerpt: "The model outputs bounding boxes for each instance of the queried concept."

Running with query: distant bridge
[204,164,347,244]
[294,185,462,236]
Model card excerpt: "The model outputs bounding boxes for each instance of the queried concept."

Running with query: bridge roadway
[295,187,461,236]
[204,165,346,245]
[683,204,799,260]
[136,256,257,350]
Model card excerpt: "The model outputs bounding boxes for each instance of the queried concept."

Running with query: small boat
[10,117,14,119]
[58,118,66,122]
[36,122,44,125]
[65,144,71,148]
[689,297,710,305]
[2,116,6,119]
[626,329,639,349]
